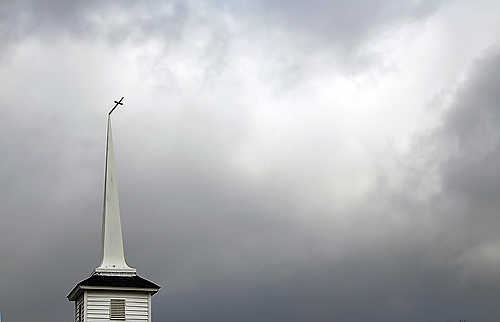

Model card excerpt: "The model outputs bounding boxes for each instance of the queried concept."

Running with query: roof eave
[67,282,161,301]
[81,285,160,294]
[67,284,83,301]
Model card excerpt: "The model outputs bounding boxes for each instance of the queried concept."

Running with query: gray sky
[1,1,500,321]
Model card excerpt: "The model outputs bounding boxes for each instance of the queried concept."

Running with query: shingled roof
[68,274,161,301]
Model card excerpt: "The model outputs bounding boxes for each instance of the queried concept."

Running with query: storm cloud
[1,1,500,322]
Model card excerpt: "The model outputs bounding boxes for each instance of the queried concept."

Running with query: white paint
[75,290,151,322]
[96,116,136,275]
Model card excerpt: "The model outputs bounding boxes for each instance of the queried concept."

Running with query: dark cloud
[0,1,189,53]
[1,1,500,322]
[223,0,442,49]
[0,0,442,67]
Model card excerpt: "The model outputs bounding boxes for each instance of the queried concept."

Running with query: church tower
[68,98,160,322]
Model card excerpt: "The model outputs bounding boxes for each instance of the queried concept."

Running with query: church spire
[96,98,136,275]
[68,98,160,321]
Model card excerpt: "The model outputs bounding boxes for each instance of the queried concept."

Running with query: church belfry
[68,98,160,321]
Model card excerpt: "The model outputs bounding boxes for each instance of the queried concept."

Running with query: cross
[108,97,124,115]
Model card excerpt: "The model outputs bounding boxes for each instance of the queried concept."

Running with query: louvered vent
[110,299,126,320]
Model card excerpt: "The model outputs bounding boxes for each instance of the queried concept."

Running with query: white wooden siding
[85,291,150,322]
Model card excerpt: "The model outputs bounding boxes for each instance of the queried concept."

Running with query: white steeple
[68,98,160,322]
[95,113,136,275]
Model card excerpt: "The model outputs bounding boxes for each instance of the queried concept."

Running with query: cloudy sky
[1,0,500,321]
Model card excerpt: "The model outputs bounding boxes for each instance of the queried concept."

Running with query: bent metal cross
[109,97,124,116]
[67,98,161,322]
